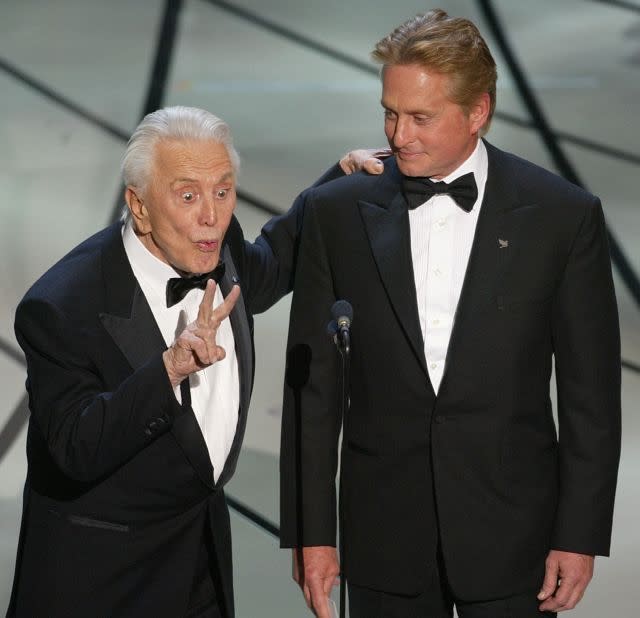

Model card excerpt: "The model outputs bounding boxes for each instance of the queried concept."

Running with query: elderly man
[280,9,621,618]
[6,106,375,618]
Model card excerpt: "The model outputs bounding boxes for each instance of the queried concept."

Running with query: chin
[395,156,431,178]
[178,257,220,277]
[398,163,427,178]
[196,260,220,275]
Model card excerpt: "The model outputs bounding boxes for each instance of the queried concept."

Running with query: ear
[468,92,491,135]
[125,187,152,234]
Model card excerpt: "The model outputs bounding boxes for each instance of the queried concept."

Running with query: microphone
[332,300,353,337]
[329,300,353,618]
[330,300,353,354]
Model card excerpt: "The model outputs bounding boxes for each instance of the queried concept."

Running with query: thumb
[364,158,384,175]
[538,555,559,600]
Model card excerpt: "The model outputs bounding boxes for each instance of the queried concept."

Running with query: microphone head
[331,300,353,328]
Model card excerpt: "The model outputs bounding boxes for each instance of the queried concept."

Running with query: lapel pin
[498,239,509,249]
[232,275,240,284]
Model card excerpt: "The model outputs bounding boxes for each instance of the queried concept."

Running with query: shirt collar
[122,220,180,298]
[439,139,487,185]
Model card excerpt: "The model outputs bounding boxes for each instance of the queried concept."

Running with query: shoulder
[303,158,402,215]
[486,141,599,209]
[19,223,123,312]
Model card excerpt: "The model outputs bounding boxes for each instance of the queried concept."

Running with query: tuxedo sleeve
[550,198,621,555]
[239,201,304,314]
[15,297,183,483]
[310,163,347,186]
[279,191,342,548]
[239,164,347,314]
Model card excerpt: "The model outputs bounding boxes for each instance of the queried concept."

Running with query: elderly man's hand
[537,550,594,612]
[340,148,391,175]
[163,279,240,387]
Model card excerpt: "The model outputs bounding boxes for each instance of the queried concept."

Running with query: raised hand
[163,279,240,387]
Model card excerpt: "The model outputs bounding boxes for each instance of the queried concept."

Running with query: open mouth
[195,240,219,252]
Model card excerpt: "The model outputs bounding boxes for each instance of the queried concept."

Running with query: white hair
[120,106,240,221]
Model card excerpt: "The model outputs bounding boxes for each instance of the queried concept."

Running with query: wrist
[163,348,184,388]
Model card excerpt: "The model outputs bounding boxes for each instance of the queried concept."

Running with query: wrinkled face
[382,64,489,179]
[126,139,236,275]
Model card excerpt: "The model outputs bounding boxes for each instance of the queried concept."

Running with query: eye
[383,110,396,120]
[216,189,229,199]
[182,191,195,202]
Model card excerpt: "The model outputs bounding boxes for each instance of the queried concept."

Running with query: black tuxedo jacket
[7,209,300,618]
[280,141,621,600]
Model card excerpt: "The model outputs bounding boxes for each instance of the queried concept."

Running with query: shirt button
[438,219,446,228]
[432,319,440,326]
[434,268,442,276]
[430,362,438,370]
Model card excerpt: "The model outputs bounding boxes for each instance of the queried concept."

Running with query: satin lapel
[100,285,165,370]
[217,245,252,487]
[98,226,214,489]
[170,394,214,489]
[437,143,517,398]
[98,225,165,369]
[359,191,428,378]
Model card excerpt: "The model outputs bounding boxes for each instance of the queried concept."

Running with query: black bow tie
[165,261,226,308]
[402,172,478,212]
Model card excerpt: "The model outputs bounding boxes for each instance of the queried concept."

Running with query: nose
[199,198,217,226]
[390,116,414,149]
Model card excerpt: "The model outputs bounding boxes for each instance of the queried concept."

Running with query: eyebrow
[216,171,234,184]
[171,171,235,186]
[380,101,434,116]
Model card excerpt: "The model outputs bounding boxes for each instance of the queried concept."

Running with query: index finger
[196,278,217,325]
[211,284,240,324]
[308,580,331,618]
[539,578,584,612]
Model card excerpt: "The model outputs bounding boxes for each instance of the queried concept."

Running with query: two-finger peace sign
[163,279,241,387]
[197,279,240,329]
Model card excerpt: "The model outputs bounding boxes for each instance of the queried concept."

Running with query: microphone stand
[334,327,351,618]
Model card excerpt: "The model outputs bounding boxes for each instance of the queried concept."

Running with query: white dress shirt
[122,222,239,483]
[408,140,488,394]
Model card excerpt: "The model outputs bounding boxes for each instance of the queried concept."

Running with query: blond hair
[372,9,497,135]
